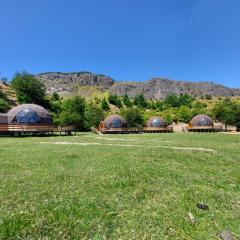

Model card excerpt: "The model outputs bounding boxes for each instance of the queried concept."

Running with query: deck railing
[99,127,142,133]
[0,124,76,134]
[99,126,174,133]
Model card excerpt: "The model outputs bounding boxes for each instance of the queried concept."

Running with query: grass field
[0,133,239,239]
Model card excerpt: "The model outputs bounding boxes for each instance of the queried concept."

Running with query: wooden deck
[0,124,76,136]
[143,126,173,133]
[99,126,174,134]
[99,127,142,134]
[186,125,223,132]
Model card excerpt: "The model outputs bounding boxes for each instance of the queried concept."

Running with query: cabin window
[110,118,122,128]
[15,109,40,124]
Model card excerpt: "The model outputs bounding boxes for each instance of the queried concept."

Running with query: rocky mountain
[36,72,114,94]
[109,78,240,99]
[36,72,240,99]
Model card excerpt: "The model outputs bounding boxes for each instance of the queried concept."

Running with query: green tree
[213,99,240,131]
[161,110,174,125]
[58,96,86,130]
[205,94,213,100]
[108,95,119,105]
[101,97,110,111]
[148,101,157,110]
[123,94,132,107]
[121,108,144,127]
[0,89,10,113]
[84,104,104,130]
[134,94,148,108]
[11,72,46,105]
[51,92,60,101]
[0,89,8,101]
[178,94,193,107]
[0,98,10,113]
[164,94,179,108]
[156,100,164,111]
[176,106,193,123]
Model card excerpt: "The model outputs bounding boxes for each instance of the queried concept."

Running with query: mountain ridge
[36,72,240,99]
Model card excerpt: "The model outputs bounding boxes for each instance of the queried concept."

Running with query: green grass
[0,133,239,239]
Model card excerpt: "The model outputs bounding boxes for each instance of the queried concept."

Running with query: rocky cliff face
[109,78,240,99]
[36,72,115,93]
[36,72,240,99]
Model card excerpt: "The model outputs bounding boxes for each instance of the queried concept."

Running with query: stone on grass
[220,230,233,240]
[188,212,196,224]
[196,203,209,210]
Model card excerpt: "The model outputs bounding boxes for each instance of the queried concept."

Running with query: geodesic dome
[147,116,166,127]
[102,115,127,128]
[190,114,213,126]
[7,104,53,124]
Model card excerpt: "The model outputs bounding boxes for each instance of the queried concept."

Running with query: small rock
[196,203,209,210]
[188,212,196,224]
[220,230,233,240]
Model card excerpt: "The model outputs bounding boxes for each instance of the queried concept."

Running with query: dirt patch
[39,142,136,147]
[39,141,215,152]
[218,131,240,135]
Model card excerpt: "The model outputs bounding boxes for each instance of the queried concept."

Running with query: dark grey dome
[7,104,53,124]
[190,114,213,126]
[103,115,127,128]
[147,116,166,127]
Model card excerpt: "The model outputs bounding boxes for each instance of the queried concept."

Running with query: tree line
[1,72,240,131]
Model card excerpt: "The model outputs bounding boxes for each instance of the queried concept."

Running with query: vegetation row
[1,72,240,131]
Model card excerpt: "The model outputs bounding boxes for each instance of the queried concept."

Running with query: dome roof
[7,104,53,124]
[190,114,213,126]
[147,116,166,127]
[103,114,127,128]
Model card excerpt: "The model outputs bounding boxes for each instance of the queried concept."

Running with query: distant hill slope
[36,72,240,99]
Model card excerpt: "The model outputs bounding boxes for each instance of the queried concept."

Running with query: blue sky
[0,0,240,87]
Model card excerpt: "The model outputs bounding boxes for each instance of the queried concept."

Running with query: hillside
[36,72,114,94]
[36,72,240,99]
[0,81,16,106]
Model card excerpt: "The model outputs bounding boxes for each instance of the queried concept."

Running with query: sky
[0,0,240,87]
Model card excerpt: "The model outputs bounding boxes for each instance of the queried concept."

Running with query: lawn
[0,133,239,239]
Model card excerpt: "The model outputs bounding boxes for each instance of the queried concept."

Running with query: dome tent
[190,114,213,127]
[187,114,215,132]
[146,116,166,128]
[144,116,173,133]
[7,104,53,124]
[102,114,127,128]
[98,114,131,133]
